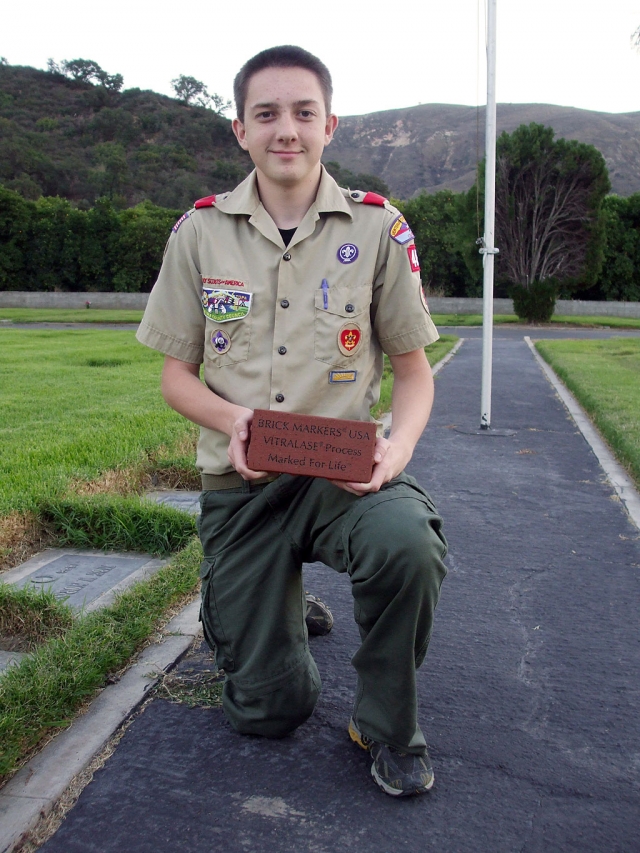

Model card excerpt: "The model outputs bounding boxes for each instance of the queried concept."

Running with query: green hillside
[0,63,251,209]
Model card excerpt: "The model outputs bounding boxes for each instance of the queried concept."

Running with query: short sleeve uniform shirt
[137,167,439,475]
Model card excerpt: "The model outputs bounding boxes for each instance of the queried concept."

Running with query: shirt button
[275,393,285,403]
[278,346,287,355]
[283,252,292,261]
[280,299,290,308]
[345,303,355,313]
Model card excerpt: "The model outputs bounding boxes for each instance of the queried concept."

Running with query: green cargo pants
[198,472,447,755]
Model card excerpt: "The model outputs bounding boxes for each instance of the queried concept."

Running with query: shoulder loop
[362,192,387,206]
[347,190,388,206]
[194,194,217,209]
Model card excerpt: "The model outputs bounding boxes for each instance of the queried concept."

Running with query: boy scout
[137,45,447,797]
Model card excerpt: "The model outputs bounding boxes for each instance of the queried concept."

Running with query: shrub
[511,280,557,323]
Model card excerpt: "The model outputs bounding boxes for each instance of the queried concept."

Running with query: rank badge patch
[337,243,359,264]
[389,215,414,245]
[202,288,252,322]
[408,244,420,272]
[338,323,362,357]
[211,329,231,354]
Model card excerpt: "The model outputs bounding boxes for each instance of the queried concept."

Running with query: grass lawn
[0,329,197,518]
[432,313,640,329]
[0,308,144,324]
[535,337,640,488]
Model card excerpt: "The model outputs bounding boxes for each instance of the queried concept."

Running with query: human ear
[324,113,339,146]
[232,117,249,150]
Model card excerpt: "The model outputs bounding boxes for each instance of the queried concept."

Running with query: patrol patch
[329,370,358,383]
[172,212,189,232]
[408,244,420,273]
[338,323,362,357]
[389,215,414,245]
[211,329,231,354]
[337,243,359,264]
[202,288,252,322]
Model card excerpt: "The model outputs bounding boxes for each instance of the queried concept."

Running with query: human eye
[298,109,315,119]
[255,110,275,120]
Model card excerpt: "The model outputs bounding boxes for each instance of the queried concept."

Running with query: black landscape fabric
[41,333,640,853]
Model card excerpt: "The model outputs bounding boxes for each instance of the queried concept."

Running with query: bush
[511,280,557,323]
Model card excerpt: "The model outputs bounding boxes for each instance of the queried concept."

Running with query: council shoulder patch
[389,214,415,245]
[202,287,252,322]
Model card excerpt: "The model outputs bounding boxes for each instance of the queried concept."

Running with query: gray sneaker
[349,717,434,797]
[305,593,334,636]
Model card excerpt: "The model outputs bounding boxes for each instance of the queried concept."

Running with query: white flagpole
[480,0,498,429]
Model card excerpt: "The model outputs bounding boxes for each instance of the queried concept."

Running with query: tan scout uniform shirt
[137,167,439,476]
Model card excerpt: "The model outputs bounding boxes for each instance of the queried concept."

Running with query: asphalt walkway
[30,331,640,851]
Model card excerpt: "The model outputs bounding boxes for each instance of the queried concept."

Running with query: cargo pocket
[199,557,235,671]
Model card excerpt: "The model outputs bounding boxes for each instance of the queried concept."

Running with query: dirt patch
[0,512,56,575]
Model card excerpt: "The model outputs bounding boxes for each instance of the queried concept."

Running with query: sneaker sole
[371,764,434,797]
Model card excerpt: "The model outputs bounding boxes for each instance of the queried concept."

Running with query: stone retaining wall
[1,292,640,318]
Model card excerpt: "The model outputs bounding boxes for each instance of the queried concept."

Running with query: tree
[51,58,124,92]
[397,191,474,296]
[171,75,231,113]
[324,161,389,197]
[594,194,640,302]
[493,123,610,293]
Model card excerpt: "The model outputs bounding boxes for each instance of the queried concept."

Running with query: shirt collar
[214,166,353,220]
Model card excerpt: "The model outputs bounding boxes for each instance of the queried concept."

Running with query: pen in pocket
[321,278,329,309]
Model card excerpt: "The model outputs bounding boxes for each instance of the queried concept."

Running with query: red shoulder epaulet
[362,192,387,206]
[194,195,217,209]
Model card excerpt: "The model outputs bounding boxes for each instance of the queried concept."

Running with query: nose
[276,111,298,142]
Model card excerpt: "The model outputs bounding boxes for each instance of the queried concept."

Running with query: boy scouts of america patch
[211,329,231,354]
[338,323,362,357]
[202,288,252,322]
[389,215,414,245]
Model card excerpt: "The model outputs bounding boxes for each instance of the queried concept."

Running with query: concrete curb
[525,336,640,532]
[0,598,201,853]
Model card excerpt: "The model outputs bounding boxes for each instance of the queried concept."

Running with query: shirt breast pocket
[314,284,371,367]
[203,315,252,368]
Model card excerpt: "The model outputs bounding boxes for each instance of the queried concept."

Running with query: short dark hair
[234,45,333,122]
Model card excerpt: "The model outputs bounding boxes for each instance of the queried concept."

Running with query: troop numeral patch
[202,288,252,322]
[408,244,420,272]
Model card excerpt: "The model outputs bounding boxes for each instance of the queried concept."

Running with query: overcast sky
[3,0,639,117]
